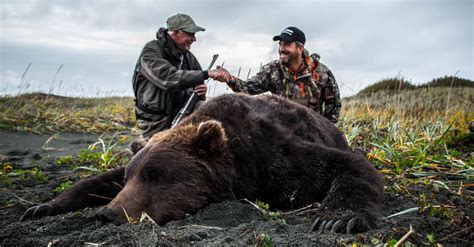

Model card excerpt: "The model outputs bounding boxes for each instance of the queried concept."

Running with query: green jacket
[132,28,207,124]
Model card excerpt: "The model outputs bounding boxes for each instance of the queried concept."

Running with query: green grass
[80,132,133,171]
[1,132,133,187]
[340,86,473,216]
[341,84,472,245]
[54,180,74,194]
[0,93,136,134]
[53,132,133,177]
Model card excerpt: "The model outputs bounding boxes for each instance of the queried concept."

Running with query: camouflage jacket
[227,52,341,123]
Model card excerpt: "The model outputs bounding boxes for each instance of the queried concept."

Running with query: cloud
[1,70,21,86]
[1,0,472,98]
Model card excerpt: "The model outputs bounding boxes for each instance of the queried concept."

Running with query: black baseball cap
[273,26,306,45]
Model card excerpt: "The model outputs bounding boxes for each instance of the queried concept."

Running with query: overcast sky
[1,0,472,97]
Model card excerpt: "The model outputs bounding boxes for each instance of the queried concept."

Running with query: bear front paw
[310,211,374,234]
[20,203,55,221]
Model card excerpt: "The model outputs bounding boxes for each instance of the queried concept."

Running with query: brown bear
[21,94,384,233]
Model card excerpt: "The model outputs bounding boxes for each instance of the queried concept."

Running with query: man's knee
[138,118,170,138]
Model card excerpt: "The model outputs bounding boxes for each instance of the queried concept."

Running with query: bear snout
[95,207,118,225]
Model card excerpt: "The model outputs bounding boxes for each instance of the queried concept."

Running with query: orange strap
[305,55,320,81]
[287,63,305,81]
[288,56,320,97]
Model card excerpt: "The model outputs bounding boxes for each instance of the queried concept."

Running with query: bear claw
[324,220,334,230]
[310,217,320,231]
[311,214,371,234]
[20,204,52,221]
[346,217,358,233]
[318,220,327,232]
[330,219,344,233]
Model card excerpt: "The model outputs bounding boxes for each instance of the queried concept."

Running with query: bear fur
[21,94,384,233]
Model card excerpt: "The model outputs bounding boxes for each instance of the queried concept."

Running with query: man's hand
[208,66,233,82]
[194,84,207,96]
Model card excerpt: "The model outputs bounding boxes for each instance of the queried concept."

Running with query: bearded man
[223,27,341,123]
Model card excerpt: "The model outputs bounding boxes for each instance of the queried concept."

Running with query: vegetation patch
[54,180,74,194]
[355,75,473,96]
[0,93,136,134]
[340,85,472,245]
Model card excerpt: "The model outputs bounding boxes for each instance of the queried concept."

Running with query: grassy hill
[356,77,415,96]
[356,75,473,97]
[0,93,135,134]
[424,75,474,88]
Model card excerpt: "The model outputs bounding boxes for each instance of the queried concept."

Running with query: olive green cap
[166,13,205,33]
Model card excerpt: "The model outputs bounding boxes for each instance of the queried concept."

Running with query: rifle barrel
[171,54,219,128]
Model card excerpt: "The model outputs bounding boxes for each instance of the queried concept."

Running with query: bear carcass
[21,94,384,233]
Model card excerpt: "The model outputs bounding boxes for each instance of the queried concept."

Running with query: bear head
[101,120,235,225]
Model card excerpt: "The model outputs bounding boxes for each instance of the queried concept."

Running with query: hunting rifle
[171,54,219,128]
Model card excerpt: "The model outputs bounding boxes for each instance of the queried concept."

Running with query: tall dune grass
[339,87,473,203]
[0,93,135,133]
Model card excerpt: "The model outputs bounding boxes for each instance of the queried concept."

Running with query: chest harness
[281,54,321,99]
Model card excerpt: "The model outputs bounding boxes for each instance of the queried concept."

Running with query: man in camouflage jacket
[225,27,341,123]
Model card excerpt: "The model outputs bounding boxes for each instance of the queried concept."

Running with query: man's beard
[175,40,193,51]
[280,51,299,66]
[179,42,192,51]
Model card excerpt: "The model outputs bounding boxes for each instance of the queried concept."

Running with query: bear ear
[130,137,148,155]
[194,120,227,153]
